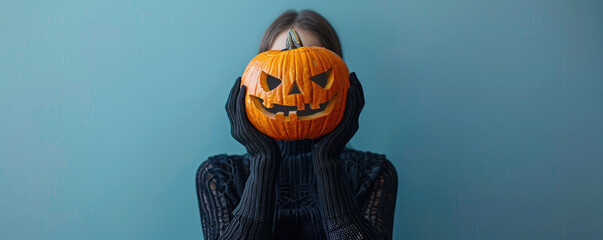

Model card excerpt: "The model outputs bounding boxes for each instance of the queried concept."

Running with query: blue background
[1,0,602,239]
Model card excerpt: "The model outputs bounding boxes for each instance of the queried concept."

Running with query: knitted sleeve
[197,151,280,240]
[199,153,282,240]
[196,155,247,239]
[199,76,282,239]
[357,156,398,239]
[314,151,398,240]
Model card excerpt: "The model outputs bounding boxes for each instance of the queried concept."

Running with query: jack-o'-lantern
[241,29,350,140]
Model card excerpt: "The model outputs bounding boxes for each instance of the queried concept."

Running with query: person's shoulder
[340,148,394,171]
[340,148,398,197]
[201,153,247,166]
[340,148,397,183]
[196,153,249,183]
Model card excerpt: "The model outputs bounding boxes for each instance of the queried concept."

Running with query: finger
[315,75,359,145]
[236,85,252,141]
[350,73,364,98]
[236,85,247,114]
[346,87,360,135]
[350,72,365,111]
[237,86,270,144]
[226,77,242,114]
[323,85,356,144]
[226,78,242,134]
[228,77,242,106]
[344,84,358,120]
[236,85,276,143]
[344,84,361,136]
[314,74,364,154]
[338,83,358,126]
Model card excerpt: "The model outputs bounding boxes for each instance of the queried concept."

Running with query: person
[196,10,398,240]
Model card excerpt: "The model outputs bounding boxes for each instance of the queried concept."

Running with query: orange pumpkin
[241,29,350,140]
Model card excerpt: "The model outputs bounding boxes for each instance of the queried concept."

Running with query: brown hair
[258,10,343,59]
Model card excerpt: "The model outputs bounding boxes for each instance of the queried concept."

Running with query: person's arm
[313,73,393,239]
[357,156,398,239]
[198,77,281,240]
[196,155,242,239]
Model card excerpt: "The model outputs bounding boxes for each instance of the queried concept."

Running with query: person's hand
[224,78,281,229]
[312,72,365,160]
[226,77,281,159]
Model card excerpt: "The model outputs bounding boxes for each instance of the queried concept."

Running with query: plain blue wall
[1,0,602,239]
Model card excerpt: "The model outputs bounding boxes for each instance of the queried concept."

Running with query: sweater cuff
[219,215,273,240]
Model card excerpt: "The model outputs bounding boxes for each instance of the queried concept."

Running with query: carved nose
[289,82,302,95]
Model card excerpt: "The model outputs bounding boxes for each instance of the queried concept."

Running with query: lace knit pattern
[196,144,397,240]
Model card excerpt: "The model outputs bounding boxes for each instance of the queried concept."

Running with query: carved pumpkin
[241,29,350,140]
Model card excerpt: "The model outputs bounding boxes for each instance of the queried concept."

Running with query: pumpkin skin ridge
[317,48,339,138]
[267,53,284,139]
[246,54,279,139]
[305,49,322,138]
[283,51,296,140]
[301,49,313,139]
[242,45,349,140]
[316,50,332,137]
[289,52,299,139]
[325,50,346,137]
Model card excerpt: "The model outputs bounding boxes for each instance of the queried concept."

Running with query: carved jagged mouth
[251,95,337,121]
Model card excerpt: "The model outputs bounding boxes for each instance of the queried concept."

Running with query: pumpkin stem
[285,29,304,50]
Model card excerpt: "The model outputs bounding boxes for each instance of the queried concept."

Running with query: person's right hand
[225,77,281,159]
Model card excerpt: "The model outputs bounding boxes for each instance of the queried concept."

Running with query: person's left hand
[312,72,365,160]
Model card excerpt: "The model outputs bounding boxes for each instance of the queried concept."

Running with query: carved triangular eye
[310,68,333,89]
[261,71,282,91]
[266,75,281,90]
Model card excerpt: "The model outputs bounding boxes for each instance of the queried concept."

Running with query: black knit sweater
[196,140,398,239]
